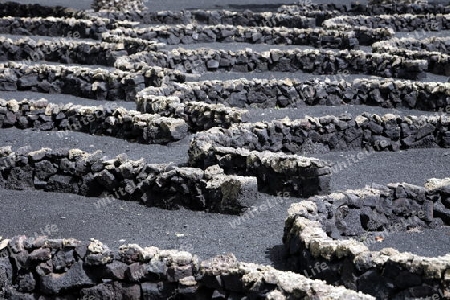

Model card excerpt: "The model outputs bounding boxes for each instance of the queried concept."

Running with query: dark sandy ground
[0,0,449,266]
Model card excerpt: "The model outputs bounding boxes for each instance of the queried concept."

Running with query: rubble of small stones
[0,146,259,214]
[282,178,450,299]
[91,0,147,12]
[0,235,374,299]
[190,113,450,155]
[0,62,185,101]
[0,98,188,144]
[116,48,428,80]
[141,78,450,110]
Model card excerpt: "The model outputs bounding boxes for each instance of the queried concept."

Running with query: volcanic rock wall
[282,178,450,299]
[139,78,450,111]
[189,113,450,156]
[0,236,374,299]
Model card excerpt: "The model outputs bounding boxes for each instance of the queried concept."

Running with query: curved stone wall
[282,178,450,299]
[373,36,450,55]
[0,236,374,299]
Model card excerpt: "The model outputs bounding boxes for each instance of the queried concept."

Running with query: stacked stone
[188,141,332,197]
[323,13,450,32]
[91,0,147,12]
[0,36,162,67]
[88,9,316,28]
[116,48,427,80]
[0,62,185,101]
[372,47,450,76]
[0,236,374,299]
[140,78,450,111]
[282,178,450,299]
[106,25,363,48]
[0,147,258,214]
[0,1,80,18]
[189,113,450,155]
[0,98,188,144]
[135,95,247,131]
[373,36,450,55]
[0,16,113,40]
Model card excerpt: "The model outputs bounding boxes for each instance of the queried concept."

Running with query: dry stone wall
[282,178,450,299]
[116,48,428,80]
[92,0,146,12]
[0,37,159,67]
[135,95,246,131]
[0,16,113,40]
[189,113,450,155]
[0,98,188,144]
[373,36,450,55]
[0,62,185,101]
[0,146,258,214]
[88,10,316,28]
[106,25,369,48]
[139,78,450,111]
[323,13,450,32]
[0,236,374,299]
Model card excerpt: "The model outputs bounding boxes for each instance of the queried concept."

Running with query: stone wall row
[135,95,246,131]
[88,9,316,28]
[138,78,450,111]
[0,236,374,299]
[323,13,450,32]
[92,0,147,12]
[371,47,450,76]
[188,113,450,156]
[106,25,388,48]
[373,36,450,55]
[0,2,80,18]
[282,178,450,299]
[0,146,258,214]
[0,98,188,144]
[116,48,428,80]
[0,16,113,40]
[0,36,162,67]
[0,62,185,101]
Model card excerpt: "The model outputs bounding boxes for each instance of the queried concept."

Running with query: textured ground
[0,0,450,267]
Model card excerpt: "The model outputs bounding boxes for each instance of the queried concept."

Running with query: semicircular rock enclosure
[0,0,449,299]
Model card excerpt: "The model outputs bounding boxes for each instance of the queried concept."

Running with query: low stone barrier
[135,95,247,131]
[188,141,332,197]
[0,236,374,299]
[323,13,450,32]
[0,98,188,144]
[116,48,427,80]
[189,113,450,155]
[373,36,450,55]
[92,0,146,12]
[0,147,258,214]
[0,62,185,101]
[282,178,450,299]
[372,47,450,76]
[88,9,316,28]
[0,16,113,40]
[107,25,363,48]
[140,78,450,111]
[0,1,80,18]
[0,36,162,67]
